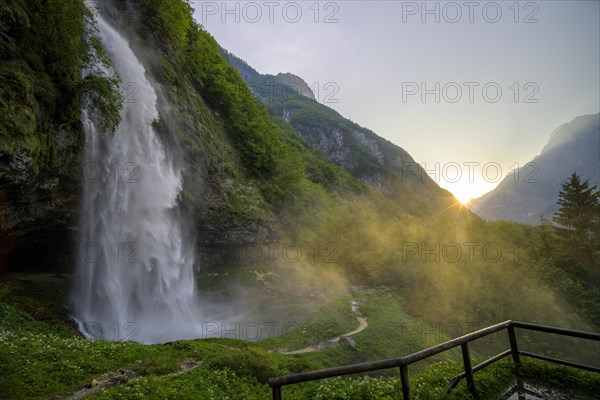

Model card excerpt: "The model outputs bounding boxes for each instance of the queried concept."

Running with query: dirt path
[277,300,368,355]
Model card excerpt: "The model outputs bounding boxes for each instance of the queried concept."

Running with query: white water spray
[73,13,201,343]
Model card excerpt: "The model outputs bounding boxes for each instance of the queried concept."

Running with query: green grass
[0,297,277,399]
[261,289,461,366]
[0,276,76,334]
[252,288,468,383]
[273,359,600,400]
[259,294,358,352]
[516,359,600,394]
[86,367,270,400]
[350,291,461,364]
[1,277,599,399]
[195,267,257,291]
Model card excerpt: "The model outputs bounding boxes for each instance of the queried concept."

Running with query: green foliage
[0,282,10,299]
[88,368,270,400]
[265,92,386,179]
[135,0,192,53]
[517,359,600,394]
[124,0,362,219]
[0,60,40,153]
[2,275,600,399]
[553,172,599,233]
[309,376,400,400]
[261,295,359,352]
[279,359,600,400]
[552,173,600,272]
[0,296,269,399]
[182,24,286,178]
[0,0,122,169]
[515,176,600,329]
[274,117,365,194]
[351,292,461,362]
[527,218,600,328]
[80,73,123,134]
[292,200,600,363]
[223,50,452,216]
[206,347,278,383]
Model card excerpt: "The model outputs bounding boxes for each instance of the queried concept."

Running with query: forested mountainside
[224,51,456,215]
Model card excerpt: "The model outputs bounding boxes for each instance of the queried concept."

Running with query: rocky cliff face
[469,113,600,224]
[0,127,82,273]
[271,73,316,101]
[285,108,452,214]
[223,51,315,101]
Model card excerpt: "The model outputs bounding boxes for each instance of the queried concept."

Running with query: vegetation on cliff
[0,0,122,169]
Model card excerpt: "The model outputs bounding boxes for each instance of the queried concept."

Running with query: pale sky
[192,1,600,202]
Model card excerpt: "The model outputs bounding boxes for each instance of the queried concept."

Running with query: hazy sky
[192,1,600,202]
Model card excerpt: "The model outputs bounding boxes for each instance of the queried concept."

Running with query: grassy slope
[1,277,599,399]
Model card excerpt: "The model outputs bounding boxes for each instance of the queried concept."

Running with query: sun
[454,194,472,205]
[438,181,493,207]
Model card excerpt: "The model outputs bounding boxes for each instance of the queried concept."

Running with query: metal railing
[268,320,600,399]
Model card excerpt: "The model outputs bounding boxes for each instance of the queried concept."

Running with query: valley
[0,0,598,398]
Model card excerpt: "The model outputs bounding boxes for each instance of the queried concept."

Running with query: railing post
[461,343,476,397]
[508,325,521,365]
[273,385,281,400]
[399,365,411,400]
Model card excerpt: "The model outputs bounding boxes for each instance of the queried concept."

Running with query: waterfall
[72,12,201,343]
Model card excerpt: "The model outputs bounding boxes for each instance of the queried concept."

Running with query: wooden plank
[508,325,521,365]
[461,343,476,397]
[400,365,411,400]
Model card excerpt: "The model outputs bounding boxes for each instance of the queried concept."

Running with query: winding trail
[276,300,368,355]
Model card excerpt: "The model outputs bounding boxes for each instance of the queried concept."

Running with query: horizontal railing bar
[268,320,512,387]
[513,321,600,341]
[441,349,512,397]
[472,349,513,373]
[269,358,402,386]
[400,320,512,366]
[519,351,600,373]
[269,320,600,397]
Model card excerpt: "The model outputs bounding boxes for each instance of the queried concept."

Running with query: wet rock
[340,336,357,350]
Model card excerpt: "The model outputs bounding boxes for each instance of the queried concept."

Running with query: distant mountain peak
[273,72,316,101]
[469,112,600,224]
[221,49,316,101]
[541,113,599,155]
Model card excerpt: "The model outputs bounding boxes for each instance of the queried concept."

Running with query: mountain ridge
[469,112,600,224]
[222,50,457,215]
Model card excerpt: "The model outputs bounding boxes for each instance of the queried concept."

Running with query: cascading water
[72,11,201,343]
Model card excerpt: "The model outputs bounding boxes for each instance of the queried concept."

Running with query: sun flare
[438,182,493,207]
[454,194,472,205]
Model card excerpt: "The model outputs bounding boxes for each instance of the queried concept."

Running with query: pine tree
[553,173,600,270]
[553,172,599,235]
